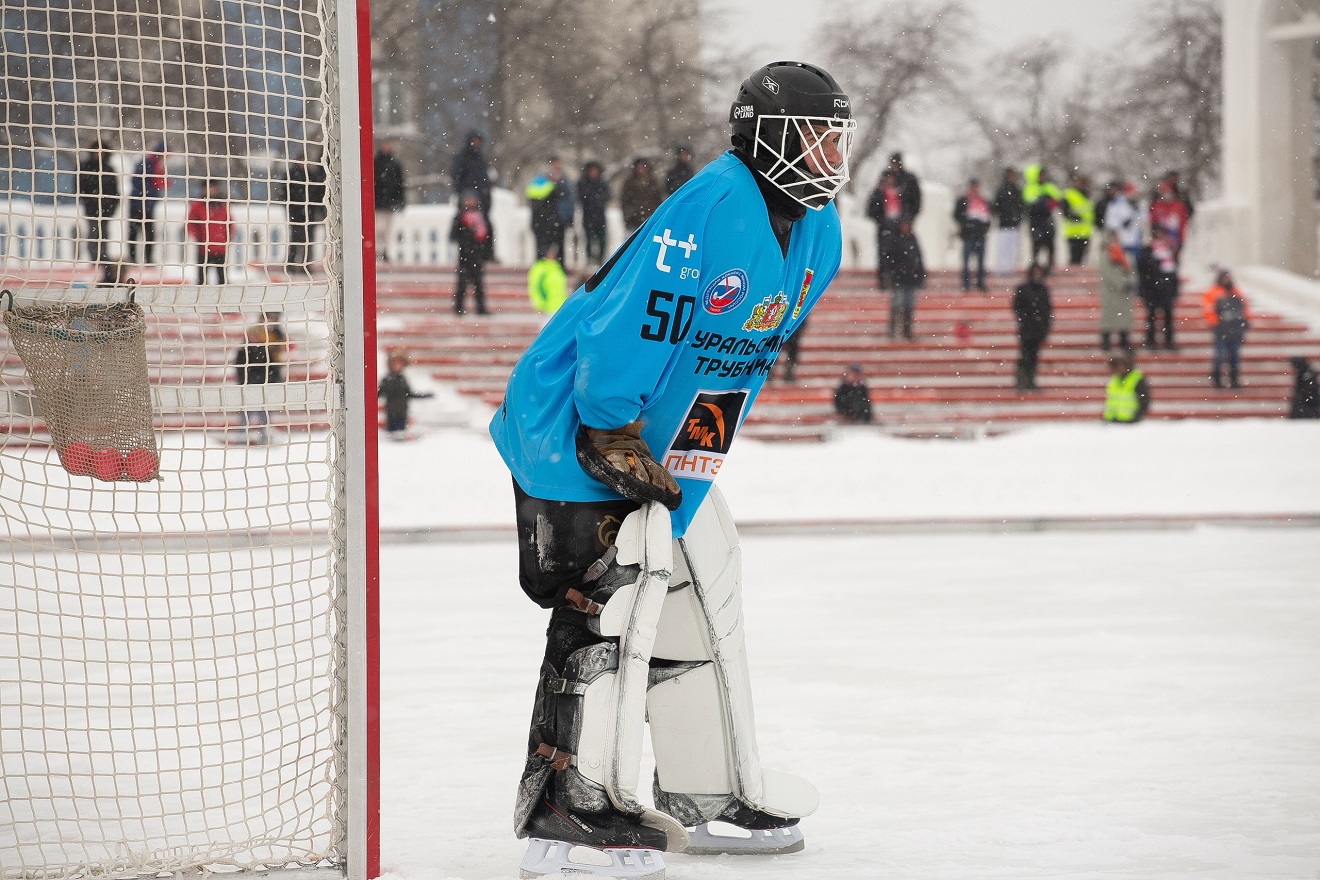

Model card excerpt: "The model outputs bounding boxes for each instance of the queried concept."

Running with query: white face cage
[751,114,859,210]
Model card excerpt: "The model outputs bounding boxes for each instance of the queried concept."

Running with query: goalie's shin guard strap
[648,486,819,824]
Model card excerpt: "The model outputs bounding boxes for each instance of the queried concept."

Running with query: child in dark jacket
[377,351,433,439]
[449,192,491,315]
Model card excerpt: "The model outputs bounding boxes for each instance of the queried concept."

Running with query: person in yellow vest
[527,243,568,325]
[1061,172,1095,266]
[1021,163,1062,271]
[1102,347,1150,423]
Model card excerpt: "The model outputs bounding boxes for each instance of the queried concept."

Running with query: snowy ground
[376,400,1320,880]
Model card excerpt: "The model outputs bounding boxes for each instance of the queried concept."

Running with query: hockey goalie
[488,59,857,879]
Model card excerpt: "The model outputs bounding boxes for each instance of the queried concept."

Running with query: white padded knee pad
[648,486,818,821]
[572,502,687,847]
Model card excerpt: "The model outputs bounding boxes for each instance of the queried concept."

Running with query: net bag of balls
[3,299,160,482]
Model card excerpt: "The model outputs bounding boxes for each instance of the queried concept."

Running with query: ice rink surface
[368,413,1320,879]
[379,527,1320,880]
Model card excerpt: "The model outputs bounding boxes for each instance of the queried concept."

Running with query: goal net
[0,2,375,878]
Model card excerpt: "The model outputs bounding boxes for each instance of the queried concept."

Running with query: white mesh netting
[1,1,352,876]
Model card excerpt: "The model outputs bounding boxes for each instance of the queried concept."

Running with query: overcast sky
[705,0,1148,65]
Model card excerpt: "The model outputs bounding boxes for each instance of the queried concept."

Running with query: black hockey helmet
[729,61,856,210]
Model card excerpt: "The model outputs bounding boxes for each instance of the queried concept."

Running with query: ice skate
[519,837,665,880]
[654,786,806,856]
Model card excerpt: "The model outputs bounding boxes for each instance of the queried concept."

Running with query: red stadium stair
[379,263,1320,440]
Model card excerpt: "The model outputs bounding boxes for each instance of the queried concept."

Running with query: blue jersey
[490,152,842,536]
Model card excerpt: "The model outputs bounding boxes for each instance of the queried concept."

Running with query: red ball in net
[61,441,95,475]
[91,448,125,481]
[124,448,158,481]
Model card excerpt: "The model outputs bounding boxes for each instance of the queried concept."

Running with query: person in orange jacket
[1201,268,1251,388]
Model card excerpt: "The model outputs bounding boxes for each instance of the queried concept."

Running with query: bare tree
[815,0,973,187]
[1106,0,1221,198]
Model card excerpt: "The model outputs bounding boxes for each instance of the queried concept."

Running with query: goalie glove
[576,421,682,511]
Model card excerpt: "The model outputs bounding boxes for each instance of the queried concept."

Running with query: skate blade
[519,838,666,879]
[682,820,805,856]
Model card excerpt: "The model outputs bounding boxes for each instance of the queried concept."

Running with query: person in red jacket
[1201,268,1252,388]
[1148,180,1189,254]
[186,180,232,284]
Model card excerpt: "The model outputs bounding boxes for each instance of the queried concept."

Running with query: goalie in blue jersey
[490,61,857,880]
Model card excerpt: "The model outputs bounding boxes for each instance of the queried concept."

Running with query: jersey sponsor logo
[792,268,814,319]
[663,389,748,481]
[652,228,698,273]
[742,292,788,332]
[702,269,749,315]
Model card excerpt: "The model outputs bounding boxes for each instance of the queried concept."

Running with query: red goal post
[0,0,380,877]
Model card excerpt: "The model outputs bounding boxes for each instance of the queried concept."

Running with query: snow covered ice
[377,404,1320,880]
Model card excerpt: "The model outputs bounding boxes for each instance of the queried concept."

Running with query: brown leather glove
[575,421,682,511]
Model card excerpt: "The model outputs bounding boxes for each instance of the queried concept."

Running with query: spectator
[953,177,990,292]
[1097,229,1137,352]
[1011,263,1052,390]
[525,156,573,262]
[578,161,610,265]
[1104,181,1143,266]
[1137,225,1180,350]
[377,350,433,441]
[887,152,922,220]
[373,140,406,261]
[776,317,808,383]
[1148,180,1189,255]
[882,217,924,340]
[232,316,286,445]
[77,139,120,282]
[279,157,327,277]
[126,140,166,265]
[449,192,492,315]
[1022,163,1060,271]
[1288,356,1320,418]
[991,167,1023,276]
[619,157,663,232]
[1060,172,1094,266]
[663,144,696,196]
[1159,169,1194,223]
[1201,268,1251,389]
[1102,347,1150,423]
[261,310,289,382]
[186,180,231,285]
[833,364,873,424]
[865,168,905,289]
[527,243,569,325]
[450,130,493,218]
[1092,179,1119,236]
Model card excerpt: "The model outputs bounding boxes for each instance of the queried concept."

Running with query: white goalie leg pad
[574,501,688,849]
[648,486,819,821]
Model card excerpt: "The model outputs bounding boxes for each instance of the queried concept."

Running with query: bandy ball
[124,448,158,481]
[91,448,125,481]
[61,441,94,475]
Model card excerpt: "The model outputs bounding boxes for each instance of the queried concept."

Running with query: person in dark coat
[578,161,610,265]
[373,141,406,261]
[78,140,120,279]
[887,152,922,220]
[126,140,166,264]
[1011,263,1053,390]
[279,157,327,276]
[450,130,493,216]
[1137,225,1180,350]
[377,350,434,439]
[1289,356,1320,418]
[449,192,492,315]
[865,168,905,289]
[663,145,696,196]
[991,167,1023,275]
[619,157,663,232]
[953,178,991,292]
[833,364,873,424]
[881,218,925,340]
